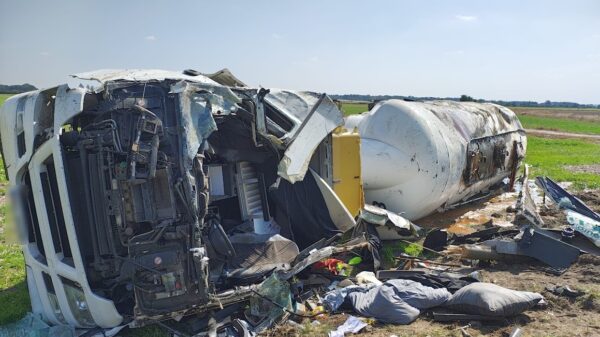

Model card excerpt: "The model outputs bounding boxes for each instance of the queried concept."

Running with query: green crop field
[0,94,13,106]
[526,136,600,189]
[518,114,600,135]
[0,94,30,324]
[340,102,368,116]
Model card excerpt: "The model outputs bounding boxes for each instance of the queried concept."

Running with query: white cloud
[271,33,282,40]
[308,56,319,62]
[456,15,477,22]
[40,51,50,56]
[144,35,157,41]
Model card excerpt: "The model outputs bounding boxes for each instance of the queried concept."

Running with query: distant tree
[459,94,475,102]
[0,83,37,94]
[329,94,598,108]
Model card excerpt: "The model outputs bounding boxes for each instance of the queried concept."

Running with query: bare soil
[264,189,600,337]
[525,129,600,141]
[513,107,600,122]
[564,164,600,175]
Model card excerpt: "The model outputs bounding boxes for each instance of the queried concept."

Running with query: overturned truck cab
[0,69,358,328]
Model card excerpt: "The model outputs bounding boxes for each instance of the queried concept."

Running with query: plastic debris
[566,210,600,248]
[356,271,383,286]
[328,316,367,337]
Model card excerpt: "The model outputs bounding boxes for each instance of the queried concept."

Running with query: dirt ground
[525,129,600,141]
[512,107,600,122]
[264,187,600,337]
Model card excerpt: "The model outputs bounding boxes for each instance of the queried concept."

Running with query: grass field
[518,114,600,135]
[340,102,368,116]
[526,136,600,189]
[512,106,600,122]
[0,94,12,106]
[0,94,30,325]
[0,153,30,325]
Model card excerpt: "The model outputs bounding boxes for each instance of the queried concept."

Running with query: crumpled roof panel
[71,69,218,85]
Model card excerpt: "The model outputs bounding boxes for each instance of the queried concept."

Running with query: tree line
[331,94,600,109]
[0,84,37,94]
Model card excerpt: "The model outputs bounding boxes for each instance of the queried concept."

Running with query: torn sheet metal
[54,85,85,130]
[267,90,344,183]
[534,227,600,256]
[171,81,242,162]
[360,204,419,240]
[515,165,544,226]
[71,69,218,91]
[488,227,580,270]
[537,176,600,222]
[310,169,356,232]
[200,68,247,87]
[226,233,300,279]
[170,80,242,114]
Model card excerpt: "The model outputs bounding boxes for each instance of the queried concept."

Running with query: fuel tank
[345,100,526,220]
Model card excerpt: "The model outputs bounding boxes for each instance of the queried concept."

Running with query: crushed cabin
[0,69,359,328]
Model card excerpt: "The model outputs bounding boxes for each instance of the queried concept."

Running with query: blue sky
[1,0,599,103]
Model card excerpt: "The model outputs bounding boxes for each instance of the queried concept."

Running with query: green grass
[0,150,30,325]
[0,94,29,325]
[526,136,600,189]
[0,94,13,106]
[340,102,368,116]
[381,241,424,267]
[518,114,600,135]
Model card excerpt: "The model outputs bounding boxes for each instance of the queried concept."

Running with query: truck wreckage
[0,69,531,335]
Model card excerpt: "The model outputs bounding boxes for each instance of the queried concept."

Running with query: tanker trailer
[345,100,526,220]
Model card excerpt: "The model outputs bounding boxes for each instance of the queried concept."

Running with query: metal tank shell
[346,100,526,220]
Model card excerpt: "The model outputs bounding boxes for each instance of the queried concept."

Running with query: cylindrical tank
[346,100,526,220]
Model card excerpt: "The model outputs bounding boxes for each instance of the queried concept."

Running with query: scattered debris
[430,312,506,322]
[2,68,599,337]
[328,316,367,337]
[537,176,600,221]
[566,211,600,248]
[545,285,584,298]
[447,226,581,272]
[509,327,524,337]
[515,165,544,226]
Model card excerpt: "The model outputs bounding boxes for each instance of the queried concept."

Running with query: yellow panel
[332,127,364,218]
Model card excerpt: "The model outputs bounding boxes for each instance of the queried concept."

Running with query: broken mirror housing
[0,69,359,328]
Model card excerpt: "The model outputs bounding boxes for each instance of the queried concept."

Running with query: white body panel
[1,90,123,328]
[347,100,526,220]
